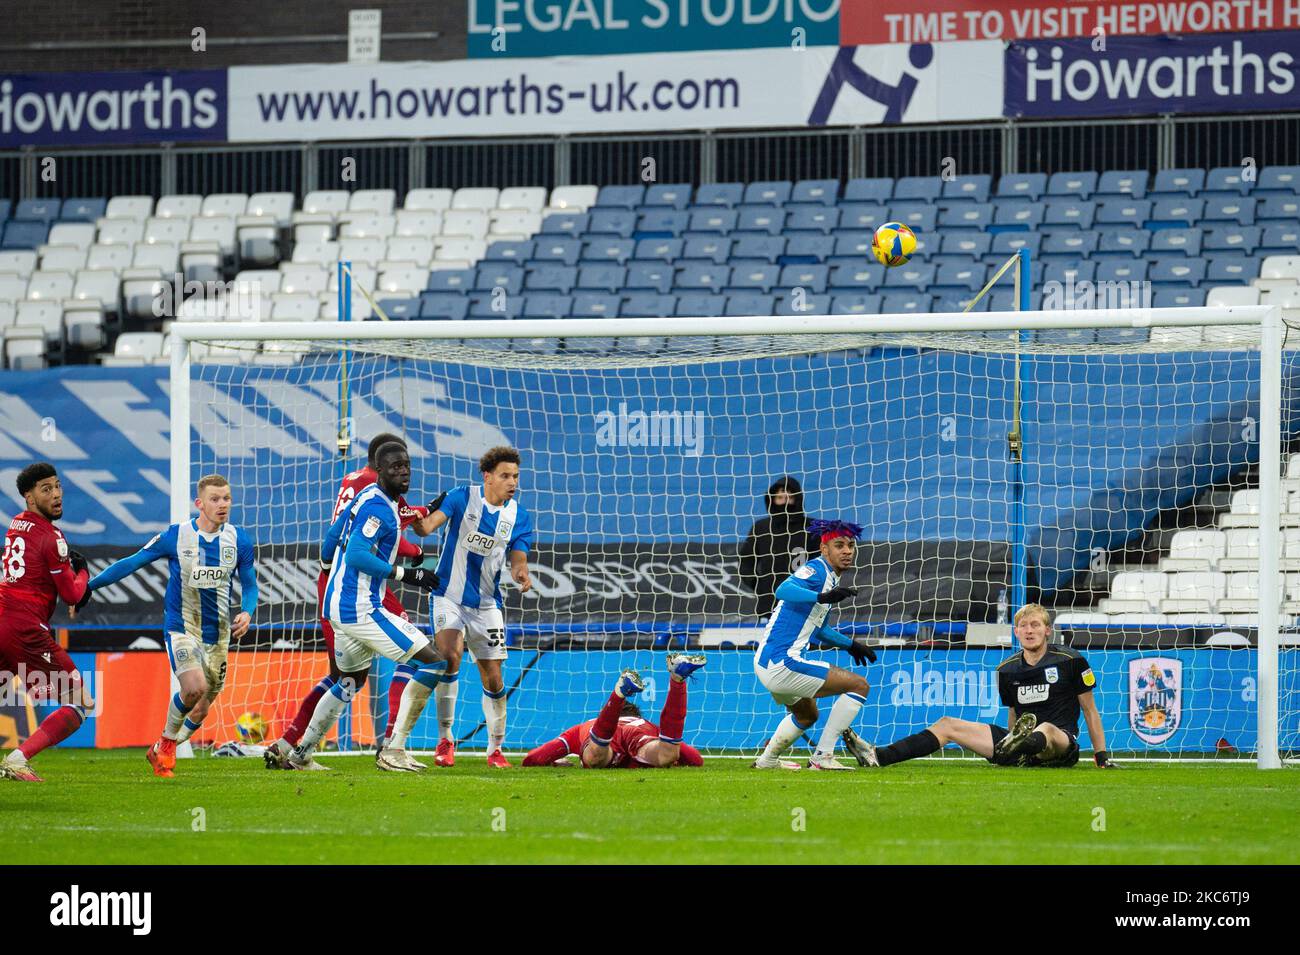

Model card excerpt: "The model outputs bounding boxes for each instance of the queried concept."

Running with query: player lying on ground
[522,653,707,768]
[383,445,534,770]
[0,463,93,782]
[267,441,444,771]
[82,474,258,778]
[841,603,1117,769]
[752,519,876,770]
[265,432,441,771]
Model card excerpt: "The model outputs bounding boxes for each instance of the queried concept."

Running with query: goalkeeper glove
[407,549,433,568]
[392,566,440,591]
[817,586,857,604]
[846,638,877,666]
[67,550,88,575]
[427,491,448,513]
[1094,750,1118,768]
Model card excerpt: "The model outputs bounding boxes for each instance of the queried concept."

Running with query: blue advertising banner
[466,0,841,58]
[1004,31,1300,119]
[0,69,227,147]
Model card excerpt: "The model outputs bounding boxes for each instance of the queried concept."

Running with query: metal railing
[2,112,1298,203]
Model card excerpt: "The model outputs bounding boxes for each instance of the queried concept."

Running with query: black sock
[1022,731,1048,756]
[876,729,941,767]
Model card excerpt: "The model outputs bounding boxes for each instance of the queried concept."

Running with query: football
[235,712,268,744]
[872,221,918,268]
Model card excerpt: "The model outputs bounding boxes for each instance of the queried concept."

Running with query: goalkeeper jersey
[996,645,1096,736]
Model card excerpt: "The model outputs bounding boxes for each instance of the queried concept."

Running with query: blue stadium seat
[934,292,986,312]
[987,290,1017,312]
[933,262,987,291]
[911,232,936,260]
[832,233,873,262]
[1096,170,1148,199]
[1041,231,1099,259]
[532,237,582,265]
[939,204,993,229]
[681,236,733,263]
[589,208,637,237]
[941,175,992,204]
[512,337,559,355]
[829,263,883,292]
[735,207,786,235]
[940,232,993,260]
[844,178,894,203]
[1258,196,1300,221]
[883,263,936,289]
[893,176,941,203]
[0,200,10,221]
[777,263,830,294]
[571,292,621,317]
[786,206,840,233]
[525,264,578,292]
[1204,225,1261,255]
[1151,168,1205,196]
[996,173,1048,200]
[1047,171,1098,198]
[596,185,645,208]
[882,292,933,313]
[379,298,420,320]
[725,292,776,316]
[1148,198,1204,227]
[1095,228,1151,258]
[742,181,792,206]
[0,221,49,249]
[60,197,107,222]
[992,200,1044,229]
[888,204,938,232]
[839,203,890,232]
[644,183,693,208]
[1206,256,1261,284]
[1259,223,1300,254]
[577,264,627,292]
[484,239,535,264]
[1096,327,1152,345]
[1202,196,1257,225]
[1258,165,1300,194]
[784,234,835,262]
[468,292,522,319]
[731,235,786,263]
[419,293,469,320]
[1096,259,1149,283]
[790,179,840,205]
[1044,260,1096,285]
[1204,166,1252,196]
[625,262,674,293]
[688,208,738,233]
[561,336,618,355]
[523,294,573,319]
[990,232,1042,257]
[727,263,780,293]
[633,237,684,261]
[14,199,60,222]
[776,292,831,315]
[620,292,676,317]
[675,263,731,292]
[831,293,882,314]
[1149,228,1202,257]
[473,265,523,295]
[675,292,725,317]
[637,209,690,235]
[1095,199,1152,227]
[581,238,635,263]
[426,268,476,292]
[694,183,744,207]
[1044,200,1096,230]
[1149,258,1207,286]
[1035,328,1096,345]
[1153,288,1207,308]
[542,213,589,235]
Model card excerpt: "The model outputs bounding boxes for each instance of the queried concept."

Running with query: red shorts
[316,571,408,654]
[0,623,81,702]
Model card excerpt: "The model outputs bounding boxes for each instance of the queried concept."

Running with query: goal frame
[169,303,1286,769]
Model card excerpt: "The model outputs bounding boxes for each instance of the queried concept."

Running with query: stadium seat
[1153,287,1207,308]
[625,262,673,293]
[378,266,428,296]
[784,234,835,262]
[882,291,933,313]
[1261,255,1300,282]
[933,292,983,312]
[145,216,189,246]
[731,235,785,263]
[637,209,690,235]
[844,178,894,203]
[442,210,489,238]
[674,292,725,317]
[570,292,621,318]
[525,265,578,293]
[1259,224,1300,254]
[489,209,541,237]
[2,221,51,249]
[694,183,743,207]
[6,330,49,369]
[992,200,1043,229]
[425,268,475,293]
[278,264,328,296]
[416,293,469,321]
[1162,572,1226,613]
[644,183,693,208]
[105,196,154,220]
[996,173,1047,200]
[736,207,786,235]
[339,214,396,238]
[893,176,941,203]
[451,188,500,212]
[831,292,882,314]
[724,292,775,316]
[938,204,992,229]
[1203,166,1253,196]
[338,237,385,265]
[26,270,73,301]
[15,199,61,223]
[688,208,738,234]
[829,263,883,292]
[1096,259,1149,283]
[483,239,534,264]
[546,185,598,213]
[1043,260,1096,285]
[1044,200,1096,230]
[587,209,636,237]
[933,262,986,292]
[532,237,581,265]
[1207,257,1261,284]
[594,185,644,209]
[576,264,626,293]
[382,236,432,265]
[883,263,936,290]
[679,236,731,264]
[1149,258,1207,286]
[675,263,730,293]
[1035,327,1095,345]
[776,292,830,315]
[468,291,522,319]
[777,264,830,294]
[60,198,108,223]
[1095,170,1148,199]
[1203,196,1258,225]
[1149,228,1202,257]
[1046,171,1098,198]
[1041,231,1099,259]
[0,250,37,279]
[621,292,675,317]
[1100,572,1167,613]
[522,293,571,319]
[1095,199,1151,228]
[88,245,133,272]
[942,175,992,204]
[838,203,890,232]
[1151,168,1206,196]
[742,182,792,206]
[1095,228,1151,258]
[541,213,589,236]
[40,247,87,273]
[634,237,684,262]
[790,179,839,205]
[1205,226,1261,255]
[989,233,1041,259]
[108,331,165,363]
[188,216,238,258]
[786,206,840,233]
[376,298,419,320]
[888,204,938,232]
[1258,165,1300,194]
[1207,285,1260,307]
[726,263,779,293]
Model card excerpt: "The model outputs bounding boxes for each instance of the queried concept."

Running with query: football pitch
[5,750,1299,865]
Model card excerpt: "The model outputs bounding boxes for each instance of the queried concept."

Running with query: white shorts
[433,596,507,662]
[330,608,430,673]
[168,631,228,703]
[755,654,830,706]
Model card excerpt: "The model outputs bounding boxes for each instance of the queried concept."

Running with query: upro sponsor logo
[49,885,151,935]
[889,662,1001,717]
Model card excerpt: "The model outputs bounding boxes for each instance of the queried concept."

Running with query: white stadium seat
[39,246,88,273]
[338,237,386,265]
[547,185,598,213]
[328,263,377,292]
[144,216,190,245]
[0,302,14,328]
[435,237,486,262]
[246,192,295,224]
[0,251,38,279]
[6,332,49,370]
[1099,571,1166,613]
[47,223,96,250]
[339,214,396,239]
[72,269,119,307]
[292,241,340,265]
[497,187,547,213]
[155,195,202,218]
[188,216,237,257]
[97,218,145,245]
[440,210,488,238]
[269,293,318,321]
[348,189,396,215]
[278,264,328,295]
[302,191,349,216]
[0,274,28,302]
[378,266,427,296]
[234,270,282,296]
[1261,255,1300,282]
[16,300,65,342]
[395,210,441,237]
[1159,529,1226,571]
[385,237,434,265]
[1160,571,1226,613]
[105,195,154,220]
[292,219,334,245]
[451,187,500,211]
[1206,286,1260,307]
[201,193,248,218]
[237,215,283,267]
[404,188,452,211]
[132,242,180,273]
[318,294,373,321]
[87,244,134,272]
[26,270,73,301]
[489,209,542,236]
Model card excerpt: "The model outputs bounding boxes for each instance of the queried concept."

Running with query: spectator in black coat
[738,476,816,620]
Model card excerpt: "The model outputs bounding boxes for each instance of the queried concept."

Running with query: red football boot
[486,749,511,769]
[434,738,455,767]
[147,738,176,778]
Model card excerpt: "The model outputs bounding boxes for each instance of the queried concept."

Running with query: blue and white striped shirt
[433,484,534,610]
[322,484,401,625]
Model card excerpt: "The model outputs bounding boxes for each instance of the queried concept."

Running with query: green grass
[5,749,1298,864]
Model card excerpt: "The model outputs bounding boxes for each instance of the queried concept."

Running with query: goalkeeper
[842,604,1117,769]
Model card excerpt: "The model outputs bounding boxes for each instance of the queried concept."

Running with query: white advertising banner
[226,42,1001,141]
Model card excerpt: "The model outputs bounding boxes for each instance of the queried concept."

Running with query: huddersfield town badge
[1044,666,1058,684]
[221,546,236,565]
[1129,657,1182,745]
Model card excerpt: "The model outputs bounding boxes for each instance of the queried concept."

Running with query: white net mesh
[183,314,1298,761]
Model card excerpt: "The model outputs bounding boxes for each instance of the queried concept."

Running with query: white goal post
[169,304,1290,769]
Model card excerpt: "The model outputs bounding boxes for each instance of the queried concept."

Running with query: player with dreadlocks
[751,518,877,771]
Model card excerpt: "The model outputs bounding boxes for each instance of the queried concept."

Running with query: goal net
[173,303,1296,767]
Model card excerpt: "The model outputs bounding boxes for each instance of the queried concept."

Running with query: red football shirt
[563,715,661,767]
[0,510,87,628]
[331,466,427,558]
